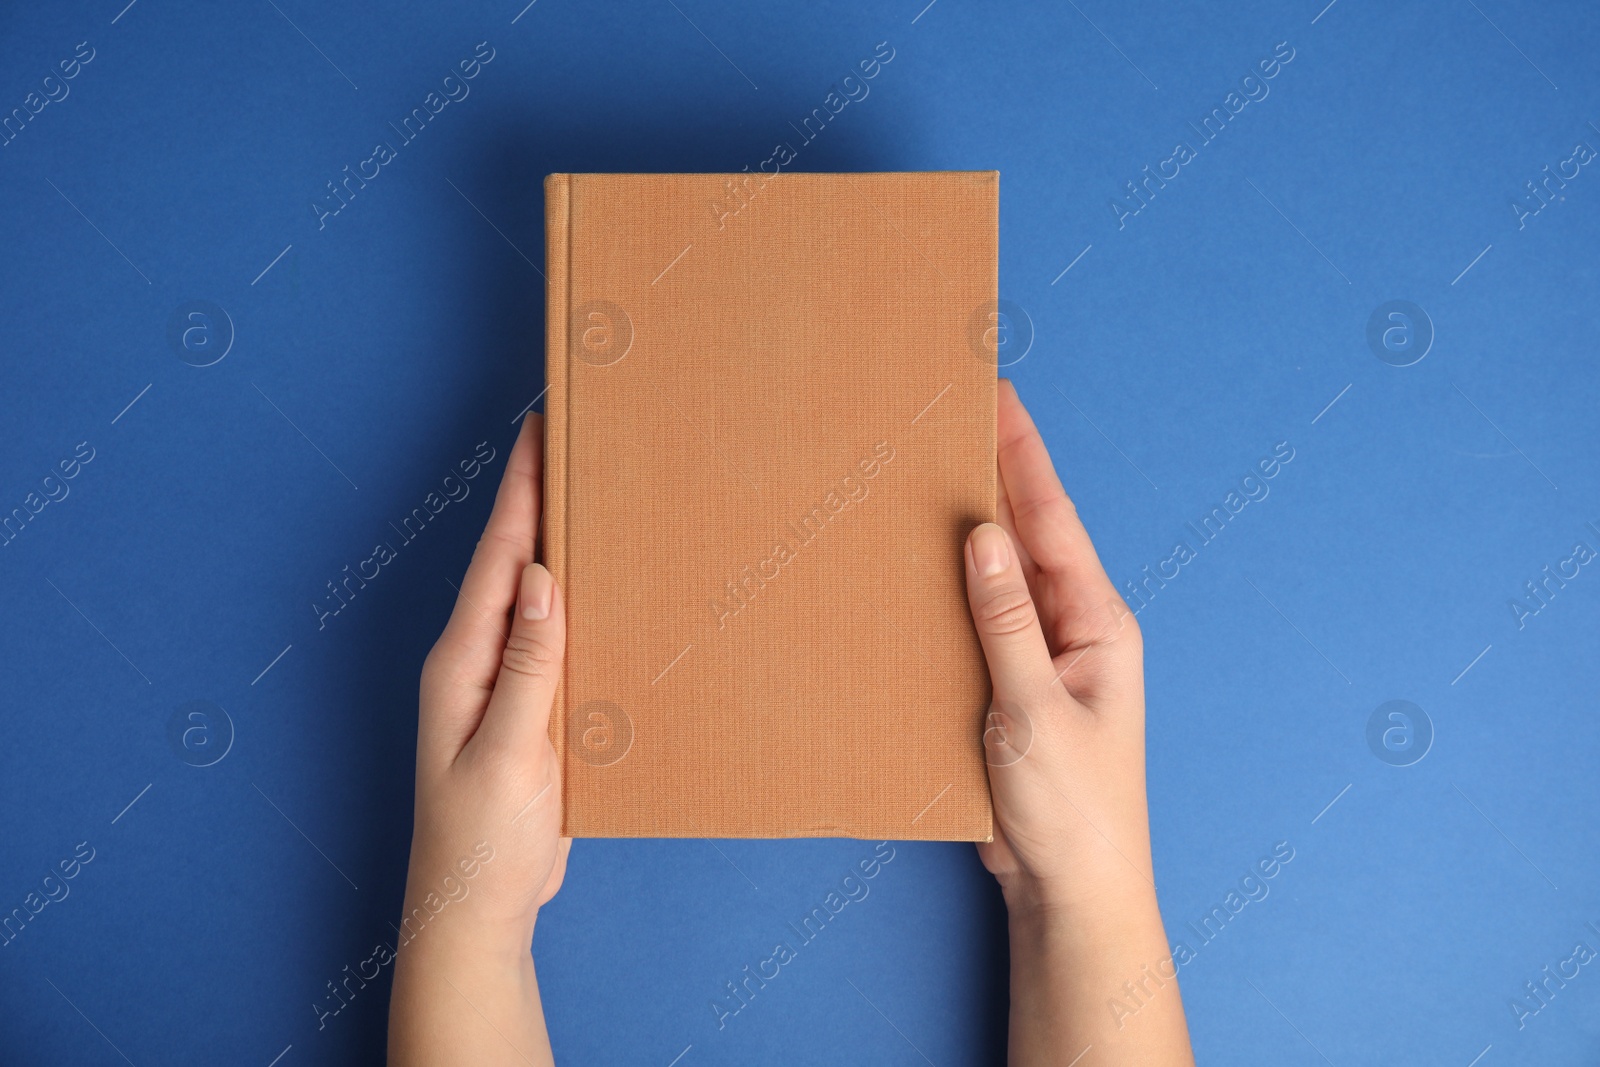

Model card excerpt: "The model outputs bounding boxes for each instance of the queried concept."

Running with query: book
[544,171,997,840]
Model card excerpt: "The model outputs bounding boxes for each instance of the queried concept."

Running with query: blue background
[2,0,1597,1063]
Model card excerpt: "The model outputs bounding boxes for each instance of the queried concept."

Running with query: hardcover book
[544,171,997,840]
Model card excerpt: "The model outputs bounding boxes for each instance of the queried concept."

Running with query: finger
[996,380,1123,651]
[470,562,565,759]
[422,416,541,754]
[993,454,1039,582]
[964,522,1058,700]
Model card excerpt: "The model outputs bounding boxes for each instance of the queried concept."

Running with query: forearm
[1005,875,1193,1067]
[388,919,553,1066]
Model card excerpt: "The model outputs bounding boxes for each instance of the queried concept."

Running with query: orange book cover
[544,172,997,840]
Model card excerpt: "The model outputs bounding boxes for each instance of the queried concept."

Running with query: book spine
[543,172,571,834]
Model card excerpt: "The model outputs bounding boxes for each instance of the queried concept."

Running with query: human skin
[969,380,1193,1065]
[388,413,566,1066]
[388,383,1193,1064]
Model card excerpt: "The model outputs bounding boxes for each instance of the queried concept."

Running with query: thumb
[472,562,565,756]
[964,523,1055,700]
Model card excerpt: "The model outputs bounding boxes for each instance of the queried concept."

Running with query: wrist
[1002,865,1162,939]
[393,893,536,972]
[387,905,549,1067]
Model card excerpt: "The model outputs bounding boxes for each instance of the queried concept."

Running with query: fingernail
[970,523,1010,578]
[521,564,553,620]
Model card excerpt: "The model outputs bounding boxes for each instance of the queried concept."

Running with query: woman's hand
[389,414,568,1067]
[966,380,1193,1065]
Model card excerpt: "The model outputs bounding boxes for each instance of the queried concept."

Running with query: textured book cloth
[544,172,997,840]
